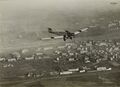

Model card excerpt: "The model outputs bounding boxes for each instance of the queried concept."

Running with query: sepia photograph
[0,0,120,87]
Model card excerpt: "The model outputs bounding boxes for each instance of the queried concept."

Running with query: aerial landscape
[0,0,120,87]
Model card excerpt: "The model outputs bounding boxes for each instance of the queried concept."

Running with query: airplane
[40,27,89,41]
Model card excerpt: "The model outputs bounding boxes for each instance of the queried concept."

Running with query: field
[1,71,120,87]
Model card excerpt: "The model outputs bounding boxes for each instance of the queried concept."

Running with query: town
[0,39,120,80]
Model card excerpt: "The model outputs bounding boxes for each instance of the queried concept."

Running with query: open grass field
[1,71,120,87]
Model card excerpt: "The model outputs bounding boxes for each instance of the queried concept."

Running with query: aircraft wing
[40,27,89,41]
[40,36,63,40]
[74,27,88,35]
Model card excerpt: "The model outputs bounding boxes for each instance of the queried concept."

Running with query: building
[97,67,107,71]
[43,47,53,51]
[68,68,79,72]
[3,64,14,68]
[8,58,16,62]
[0,57,6,62]
[25,56,34,60]
[60,71,73,75]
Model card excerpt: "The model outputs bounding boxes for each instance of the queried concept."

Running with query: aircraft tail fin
[48,28,53,33]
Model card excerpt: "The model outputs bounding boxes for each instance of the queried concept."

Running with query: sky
[0,0,119,32]
[0,0,120,50]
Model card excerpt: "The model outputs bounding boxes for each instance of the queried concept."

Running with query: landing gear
[63,35,66,41]
[69,36,72,40]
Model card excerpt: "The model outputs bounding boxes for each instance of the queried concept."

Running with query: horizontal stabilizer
[48,28,53,33]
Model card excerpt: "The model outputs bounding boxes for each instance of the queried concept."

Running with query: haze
[0,0,120,50]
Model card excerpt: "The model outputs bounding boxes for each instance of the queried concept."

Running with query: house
[77,47,81,51]
[108,23,116,28]
[69,53,74,56]
[21,49,29,54]
[25,72,34,78]
[68,68,79,72]
[56,57,60,61]
[34,53,43,59]
[0,57,6,62]
[86,43,92,47]
[97,67,107,71]
[79,70,86,73]
[3,64,14,68]
[85,60,90,63]
[65,43,74,46]
[58,46,66,49]
[62,53,68,56]
[43,47,53,51]
[60,71,72,75]
[69,58,75,62]
[50,71,59,75]
[106,68,112,71]
[35,52,44,56]
[12,52,21,60]
[55,50,61,54]
[99,42,107,46]
[8,58,16,62]
[84,57,90,63]
[25,56,34,60]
